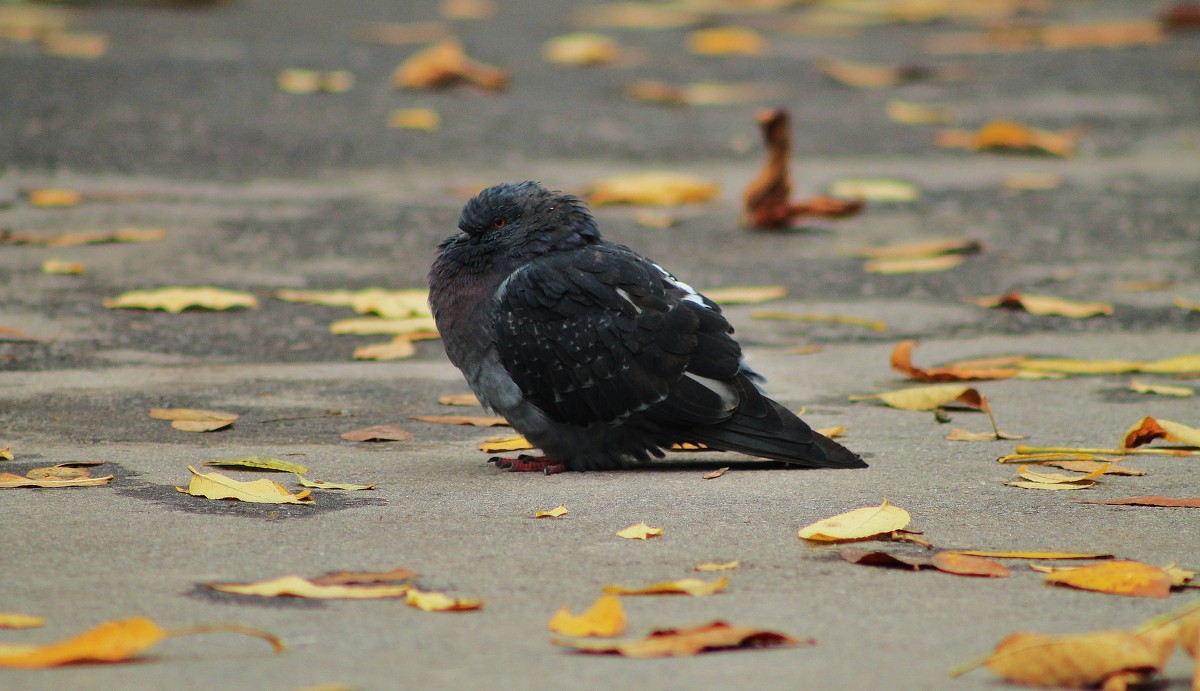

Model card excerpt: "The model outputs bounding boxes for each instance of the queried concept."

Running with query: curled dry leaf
[1016,464,1108,485]
[1122,416,1200,450]
[798,499,910,542]
[1046,460,1142,475]
[937,120,1078,157]
[695,560,739,572]
[0,472,112,489]
[149,408,239,432]
[1006,480,1095,491]
[548,595,626,637]
[701,285,785,305]
[478,434,532,453]
[1079,496,1200,508]
[309,567,418,586]
[439,393,480,406]
[603,577,728,597]
[27,188,82,207]
[296,476,375,491]
[552,621,805,658]
[406,588,482,612]
[410,414,509,427]
[177,466,313,505]
[951,628,1175,687]
[202,456,308,474]
[839,547,932,570]
[340,425,413,442]
[849,384,988,412]
[931,552,1010,578]
[209,574,409,599]
[105,287,259,313]
[891,341,1018,382]
[392,39,509,91]
[1017,354,1200,376]
[0,616,283,669]
[701,467,729,480]
[968,292,1112,318]
[743,109,864,229]
[25,464,93,481]
[1044,561,1174,598]
[688,27,765,55]
[617,522,664,540]
[0,613,44,629]
[0,227,165,247]
[0,446,12,460]
[276,69,354,94]
[543,32,621,65]
[535,504,569,518]
[587,172,720,206]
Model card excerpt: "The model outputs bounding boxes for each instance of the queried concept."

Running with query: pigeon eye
[491,217,507,229]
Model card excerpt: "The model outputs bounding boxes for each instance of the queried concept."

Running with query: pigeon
[428,181,865,474]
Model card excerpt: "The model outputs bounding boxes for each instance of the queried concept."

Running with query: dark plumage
[428,181,866,472]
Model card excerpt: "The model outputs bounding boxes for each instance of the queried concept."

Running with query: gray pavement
[3,1,1200,689]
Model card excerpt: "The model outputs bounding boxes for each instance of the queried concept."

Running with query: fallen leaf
[0,472,112,489]
[552,620,805,658]
[815,57,938,88]
[275,287,431,317]
[1129,380,1194,397]
[633,210,678,228]
[968,292,1111,317]
[604,577,728,597]
[854,238,982,260]
[276,69,354,94]
[0,447,11,460]
[329,316,438,335]
[27,188,82,207]
[751,311,886,331]
[149,408,239,432]
[1045,561,1174,598]
[695,560,739,572]
[1045,460,1143,476]
[587,172,720,206]
[543,32,621,65]
[951,629,1175,687]
[440,0,493,20]
[1122,417,1200,450]
[41,30,108,59]
[938,120,1078,157]
[927,20,1164,54]
[1002,172,1063,191]
[688,27,764,55]
[296,476,375,491]
[177,466,313,505]
[701,466,729,479]
[1175,297,1200,312]
[701,285,785,305]
[439,393,480,406]
[743,109,865,228]
[406,589,482,612]
[1016,355,1200,376]
[617,522,664,540]
[105,287,258,313]
[41,258,84,275]
[0,613,43,630]
[1079,496,1200,508]
[392,38,508,91]
[202,456,308,474]
[798,500,911,542]
[839,547,932,570]
[340,425,413,442]
[931,552,1010,578]
[572,4,704,30]
[863,255,965,274]
[477,434,532,453]
[849,384,988,412]
[827,178,919,203]
[387,108,441,131]
[953,550,1113,560]
[1006,480,1095,490]
[208,574,409,599]
[891,341,1019,382]
[308,567,418,586]
[0,227,165,247]
[353,336,417,361]
[1016,464,1109,485]
[535,504,569,518]
[410,414,509,427]
[886,99,954,125]
[625,80,784,106]
[548,595,626,637]
[945,428,1025,442]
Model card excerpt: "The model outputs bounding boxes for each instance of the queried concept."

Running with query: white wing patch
[651,262,710,309]
[615,288,643,314]
[684,373,738,410]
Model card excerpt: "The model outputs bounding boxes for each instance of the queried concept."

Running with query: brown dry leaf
[354,336,417,361]
[353,21,450,45]
[0,226,165,247]
[625,80,783,106]
[891,340,1019,382]
[688,27,764,55]
[388,108,441,131]
[939,120,1078,157]
[209,574,409,599]
[27,188,82,207]
[702,285,785,305]
[572,4,704,30]
[1079,496,1200,508]
[931,552,1010,578]
[945,428,1025,442]
[828,178,919,203]
[815,57,938,88]
[886,99,954,125]
[478,434,532,453]
[604,577,728,597]
[0,613,44,630]
[587,172,720,206]
[1122,416,1200,450]
[839,547,932,570]
[410,414,509,427]
[849,384,988,412]
[41,258,84,275]
[552,621,804,658]
[105,287,259,313]
[340,425,413,442]
[440,0,494,20]
[701,467,729,480]
[954,550,1113,560]
[548,595,625,637]
[617,522,664,540]
[968,291,1112,318]
[798,499,911,542]
[149,408,239,432]
[743,109,864,228]
[752,311,886,331]
[439,393,480,406]
[1044,561,1174,598]
[392,39,508,91]
[535,504,569,518]
[853,238,982,260]
[543,32,621,65]
[296,476,375,491]
[177,466,313,505]
[1129,379,1194,397]
[329,316,438,335]
[406,588,482,612]
[695,560,739,572]
[0,616,282,669]
[0,472,112,489]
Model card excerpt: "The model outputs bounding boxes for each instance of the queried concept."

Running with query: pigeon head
[455,181,600,256]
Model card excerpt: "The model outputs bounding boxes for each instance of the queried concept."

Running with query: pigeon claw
[488,455,566,474]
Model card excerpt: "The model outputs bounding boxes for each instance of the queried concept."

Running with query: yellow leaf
[604,576,728,597]
[329,316,438,335]
[0,613,44,629]
[543,32,621,65]
[410,414,509,427]
[1045,561,1174,598]
[694,560,740,572]
[959,629,1175,687]
[176,466,314,505]
[701,467,729,479]
[864,255,965,274]
[535,504,568,518]
[798,500,911,542]
[828,178,919,202]
[1175,297,1200,312]
[588,173,720,207]
[931,552,1009,578]
[387,108,441,131]
[439,393,480,406]
[573,3,704,30]
[274,287,431,317]
[295,476,375,491]
[339,425,413,442]
[938,120,1078,157]
[0,472,112,488]
[853,238,982,260]
[1127,380,1192,399]
[104,287,258,313]
[849,384,987,412]
[25,464,93,481]
[551,620,803,658]
[886,99,953,125]
[687,27,764,56]
[945,428,1024,442]
[547,595,626,637]
[1122,417,1200,450]
[27,188,82,207]
[209,575,408,599]
[701,285,785,305]
[0,227,165,247]
[969,292,1112,317]
[816,57,928,88]
[41,258,84,275]
[616,522,664,540]
[405,589,482,612]
[149,408,239,432]
[41,30,108,59]
[202,456,308,474]
[1139,355,1200,374]
[814,426,846,439]
[477,434,532,453]
[1006,480,1095,490]
[0,446,11,460]
[391,38,508,91]
[1016,463,1109,484]
[625,80,784,106]
[276,68,321,94]
[354,336,417,361]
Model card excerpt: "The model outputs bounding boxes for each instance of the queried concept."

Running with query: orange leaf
[552,621,806,658]
[890,340,1018,382]
[409,414,509,427]
[548,595,626,637]
[391,38,508,91]
[1044,561,1174,598]
[931,552,1009,578]
[340,425,413,442]
[438,393,480,406]
[964,629,1175,687]
[1079,496,1200,508]
[603,576,728,597]
[939,120,1078,156]
[1121,416,1200,450]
